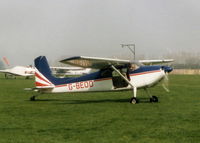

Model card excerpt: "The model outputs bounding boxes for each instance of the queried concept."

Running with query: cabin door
[112,68,130,88]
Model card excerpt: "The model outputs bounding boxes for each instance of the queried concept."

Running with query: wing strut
[110,65,138,104]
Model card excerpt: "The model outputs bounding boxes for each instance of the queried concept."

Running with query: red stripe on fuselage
[56,84,67,87]
[94,77,112,82]
[54,78,111,88]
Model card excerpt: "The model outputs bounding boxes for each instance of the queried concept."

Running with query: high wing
[139,59,174,65]
[60,56,134,69]
[60,56,174,69]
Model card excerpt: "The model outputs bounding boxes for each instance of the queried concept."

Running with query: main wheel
[130,97,139,104]
[30,96,35,101]
[150,96,158,103]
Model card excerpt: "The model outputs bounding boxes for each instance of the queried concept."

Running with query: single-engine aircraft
[0,57,35,78]
[30,56,173,104]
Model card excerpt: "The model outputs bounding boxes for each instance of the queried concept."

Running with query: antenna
[121,44,136,60]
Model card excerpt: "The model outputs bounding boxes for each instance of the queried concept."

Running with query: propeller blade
[162,72,170,92]
[162,83,170,92]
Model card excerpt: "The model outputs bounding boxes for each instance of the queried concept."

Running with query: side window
[101,69,112,78]
[112,67,128,77]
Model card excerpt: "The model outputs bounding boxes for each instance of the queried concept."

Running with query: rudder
[34,56,55,88]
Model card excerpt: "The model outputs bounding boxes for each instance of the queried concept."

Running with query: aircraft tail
[35,56,72,89]
[2,57,10,67]
[34,56,56,88]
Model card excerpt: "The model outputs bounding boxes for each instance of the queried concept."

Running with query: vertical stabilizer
[34,56,55,88]
[3,57,10,67]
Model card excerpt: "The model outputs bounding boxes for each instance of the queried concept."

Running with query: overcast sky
[0,0,200,65]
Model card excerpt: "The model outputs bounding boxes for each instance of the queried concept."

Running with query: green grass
[0,74,200,143]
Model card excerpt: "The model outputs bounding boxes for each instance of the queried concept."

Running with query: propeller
[162,72,170,92]
[161,66,173,92]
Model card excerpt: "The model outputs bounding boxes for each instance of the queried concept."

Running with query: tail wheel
[30,96,36,101]
[150,96,158,103]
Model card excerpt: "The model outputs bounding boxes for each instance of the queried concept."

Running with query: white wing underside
[60,56,132,69]
[60,56,174,69]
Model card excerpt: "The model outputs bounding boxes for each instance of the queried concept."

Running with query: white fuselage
[39,69,165,93]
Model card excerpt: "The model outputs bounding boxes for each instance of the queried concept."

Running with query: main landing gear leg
[130,87,139,104]
[144,88,158,103]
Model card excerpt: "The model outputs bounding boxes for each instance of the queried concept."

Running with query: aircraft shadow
[63,98,152,104]
[28,98,152,104]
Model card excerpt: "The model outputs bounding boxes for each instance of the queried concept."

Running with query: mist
[0,0,200,66]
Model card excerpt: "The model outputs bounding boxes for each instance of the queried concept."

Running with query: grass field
[0,74,200,143]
